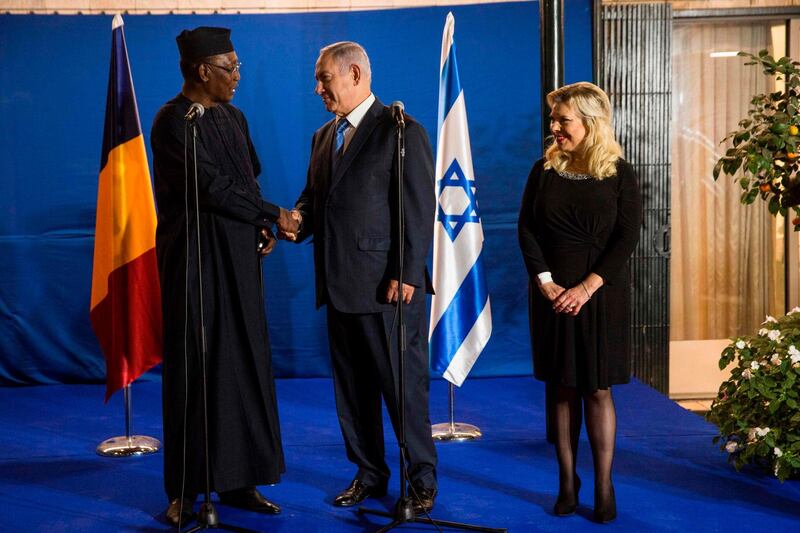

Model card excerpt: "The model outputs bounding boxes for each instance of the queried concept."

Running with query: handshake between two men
[276,207,301,242]
[258,207,301,257]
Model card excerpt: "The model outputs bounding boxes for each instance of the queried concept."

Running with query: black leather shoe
[165,497,195,527]
[333,479,387,507]
[554,475,581,516]
[593,485,617,523]
[219,487,281,514]
[410,486,437,515]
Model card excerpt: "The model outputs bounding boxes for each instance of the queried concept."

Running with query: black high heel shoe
[553,475,581,516]
[593,484,617,523]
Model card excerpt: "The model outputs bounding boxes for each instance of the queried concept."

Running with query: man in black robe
[150,26,298,527]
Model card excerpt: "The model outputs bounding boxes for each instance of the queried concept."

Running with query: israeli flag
[429,12,492,387]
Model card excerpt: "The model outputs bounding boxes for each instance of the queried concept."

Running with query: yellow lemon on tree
[789,125,799,136]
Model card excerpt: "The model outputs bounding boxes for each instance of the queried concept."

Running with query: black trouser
[326,294,438,490]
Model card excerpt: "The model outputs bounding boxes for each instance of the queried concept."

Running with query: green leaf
[734,131,751,146]
[769,196,780,214]
[713,159,723,180]
[772,122,789,134]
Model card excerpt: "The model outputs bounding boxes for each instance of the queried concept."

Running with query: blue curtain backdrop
[0,1,592,386]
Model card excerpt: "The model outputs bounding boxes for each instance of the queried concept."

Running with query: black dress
[151,94,285,498]
[517,158,642,391]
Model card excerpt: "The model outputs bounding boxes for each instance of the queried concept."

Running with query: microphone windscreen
[190,103,205,118]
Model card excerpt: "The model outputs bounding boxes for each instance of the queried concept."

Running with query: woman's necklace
[556,169,592,181]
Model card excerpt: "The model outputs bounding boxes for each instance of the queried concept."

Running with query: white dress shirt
[338,93,376,153]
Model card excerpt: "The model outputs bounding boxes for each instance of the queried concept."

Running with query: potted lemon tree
[713,50,800,220]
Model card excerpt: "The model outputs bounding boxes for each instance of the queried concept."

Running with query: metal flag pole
[431,382,481,441]
[96,384,161,457]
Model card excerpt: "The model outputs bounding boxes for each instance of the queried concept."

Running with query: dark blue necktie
[334,118,350,155]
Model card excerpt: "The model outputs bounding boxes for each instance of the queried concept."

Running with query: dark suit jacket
[294,97,435,314]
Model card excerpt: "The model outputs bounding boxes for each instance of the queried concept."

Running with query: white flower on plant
[725,441,738,453]
[736,339,747,350]
[756,427,770,437]
[742,368,753,379]
[751,361,760,370]
[771,353,782,365]
[759,328,769,336]
[767,329,782,342]
[788,307,800,315]
[789,345,800,364]
[774,447,783,458]
[764,315,778,324]
[775,463,780,476]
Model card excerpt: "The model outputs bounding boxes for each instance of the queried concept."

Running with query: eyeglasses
[204,61,242,76]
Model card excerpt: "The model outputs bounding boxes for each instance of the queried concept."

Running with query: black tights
[553,385,616,503]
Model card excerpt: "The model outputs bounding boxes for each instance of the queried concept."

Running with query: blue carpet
[0,377,798,532]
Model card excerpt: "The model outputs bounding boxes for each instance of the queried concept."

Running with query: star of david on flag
[429,12,492,387]
[437,159,481,242]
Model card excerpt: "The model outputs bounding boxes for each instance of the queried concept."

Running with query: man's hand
[277,208,301,241]
[386,279,415,304]
[258,227,277,256]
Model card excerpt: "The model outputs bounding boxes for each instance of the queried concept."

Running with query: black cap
[176,27,234,62]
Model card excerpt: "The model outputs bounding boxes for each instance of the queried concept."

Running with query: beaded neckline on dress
[556,169,593,181]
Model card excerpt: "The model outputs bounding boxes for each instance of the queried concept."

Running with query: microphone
[184,103,205,122]
[391,101,405,127]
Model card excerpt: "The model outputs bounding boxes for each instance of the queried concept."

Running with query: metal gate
[600,2,673,393]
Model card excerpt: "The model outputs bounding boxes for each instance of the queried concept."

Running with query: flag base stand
[431,422,481,442]
[97,435,161,457]
[96,385,161,457]
[431,383,482,442]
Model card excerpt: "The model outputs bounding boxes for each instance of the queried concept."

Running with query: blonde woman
[517,82,642,523]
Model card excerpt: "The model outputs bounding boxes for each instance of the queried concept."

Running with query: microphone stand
[182,118,257,533]
[358,115,505,533]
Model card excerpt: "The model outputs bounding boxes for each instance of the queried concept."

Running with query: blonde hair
[544,82,622,179]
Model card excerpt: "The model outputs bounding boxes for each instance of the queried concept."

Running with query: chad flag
[91,14,162,402]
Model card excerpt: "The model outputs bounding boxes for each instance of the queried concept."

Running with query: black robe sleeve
[240,109,263,182]
[151,107,279,227]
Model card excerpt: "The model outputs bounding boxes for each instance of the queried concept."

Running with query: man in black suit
[281,41,438,514]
